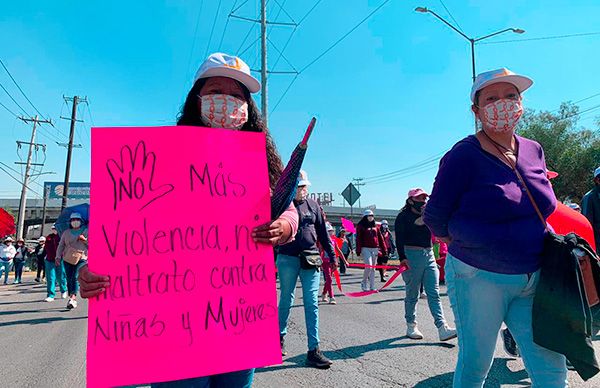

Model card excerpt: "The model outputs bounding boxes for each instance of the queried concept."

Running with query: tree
[517,102,600,203]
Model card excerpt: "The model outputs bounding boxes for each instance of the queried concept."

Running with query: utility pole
[352,178,365,209]
[16,115,51,240]
[260,0,268,125]
[229,5,297,128]
[60,95,86,211]
[40,185,49,238]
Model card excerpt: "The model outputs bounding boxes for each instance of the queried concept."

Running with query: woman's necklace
[481,130,518,156]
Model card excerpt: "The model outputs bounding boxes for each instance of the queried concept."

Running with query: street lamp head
[415,7,429,13]
[513,28,525,34]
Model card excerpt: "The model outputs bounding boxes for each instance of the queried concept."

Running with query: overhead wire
[478,31,600,45]
[204,0,224,58]
[439,0,463,33]
[0,59,51,123]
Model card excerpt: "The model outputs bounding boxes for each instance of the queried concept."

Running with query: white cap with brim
[5,237,14,242]
[194,53,261,94]
[70,212,82,220]
[298,170,311,187]
[363,209,374,217]
[471,68,533,103]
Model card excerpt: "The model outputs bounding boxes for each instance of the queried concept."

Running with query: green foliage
[517,102,600,203]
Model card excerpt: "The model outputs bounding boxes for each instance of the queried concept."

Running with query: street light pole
[415,7,524,83]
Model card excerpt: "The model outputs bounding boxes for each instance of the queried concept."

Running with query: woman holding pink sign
[78,53,299,388]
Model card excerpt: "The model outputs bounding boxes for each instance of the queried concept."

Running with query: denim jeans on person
[63,259,87,296]
[277,253,320,351]
[321,260,334,298]
[150,369,254,388]
[402,247,447,328]
[0,259,12,284]
[45,260,67,298]
[445,253,568,388]
[361,247,379,291]
[13,261,24,282]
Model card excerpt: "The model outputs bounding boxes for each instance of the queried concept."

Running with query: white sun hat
[298,170,311,187]
[470,68,533,103]
[194,53,261,94]
[363,209,374,217]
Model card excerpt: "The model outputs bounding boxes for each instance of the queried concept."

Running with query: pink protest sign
[87,126,281,387]
[341,218,356,234]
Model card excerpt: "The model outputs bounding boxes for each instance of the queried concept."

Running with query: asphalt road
[1,271,599,387]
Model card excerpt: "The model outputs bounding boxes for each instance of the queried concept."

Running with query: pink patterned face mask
[480,99,523,133]
[200,94,248,130]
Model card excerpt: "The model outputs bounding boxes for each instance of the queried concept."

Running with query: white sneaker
[329,297,337,305]
[407,323,424,340]
[420,292,427,299]
[438,324,458,341]
[44,297,54,302]
[71,299,78,309]
[61,292,68,299]
[321,294,329,303]
[67,299,74,309]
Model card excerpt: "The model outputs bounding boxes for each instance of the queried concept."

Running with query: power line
[298,0,391,73]
[270,74,298,114]
[236,24,257,54]
[364,164,440,186]
[362,152,446,183]
[218,0,239,50]
[271,0,296,24]
[205,0,224,58]
[297,0,323,25]
[0,81,30,116]
[439,0,463,33]
[0,100,18,118]
[0,59,51,123]
[185,0,205,88]
[267,37,297,72]
[558,103,600,123]
[478,31,600,45]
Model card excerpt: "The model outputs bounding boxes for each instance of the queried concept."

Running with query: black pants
[339,254,348,274]
[377,255,389,280]
[36,257,45,279]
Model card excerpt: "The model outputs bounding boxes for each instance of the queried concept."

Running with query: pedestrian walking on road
[357,209,386,291]
[338,229,351,275]
[56,213,88,310]
[13,238,27,284]
[44,226,67,302]
[0,237,16,285]
[320,222,345,304]
[77,52,299,387]
[34,236,46,282]
[278,170,336,369]
[424,68,568,387]
[378,220,395,282]
[394,188,456,341]
[582,166,600,254]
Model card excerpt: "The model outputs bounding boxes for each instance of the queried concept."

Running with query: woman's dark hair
[177,78,283,191]
[358,215,375,228]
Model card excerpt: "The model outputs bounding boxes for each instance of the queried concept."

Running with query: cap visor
[472,74,533,102]
[198,67,261,93]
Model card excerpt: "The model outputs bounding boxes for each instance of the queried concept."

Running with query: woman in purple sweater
[423,68,567,388]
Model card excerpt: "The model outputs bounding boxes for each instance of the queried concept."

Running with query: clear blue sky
[1,0,599,210]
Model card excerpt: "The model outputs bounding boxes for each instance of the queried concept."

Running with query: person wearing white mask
[57,213,88,309]
[356,209,386,291]
[0,237,16,285]
[77,52,299,388]
[424,68,567,387]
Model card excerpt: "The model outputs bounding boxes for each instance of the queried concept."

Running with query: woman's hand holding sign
[253,219,292,246]
[79,265,110,298]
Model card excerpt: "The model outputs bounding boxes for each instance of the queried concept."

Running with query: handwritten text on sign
[87,126,281,388]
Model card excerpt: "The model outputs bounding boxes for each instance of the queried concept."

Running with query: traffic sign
[341,183,361,206]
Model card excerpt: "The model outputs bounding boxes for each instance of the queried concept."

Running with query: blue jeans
[446,254,568,388]
[402,247,447,327]
[277,254,321,351]
[45,260,67,298]
[13,261,24,282]
[63,260,87,296]
[0,260,12,284]
[151,369,254,388]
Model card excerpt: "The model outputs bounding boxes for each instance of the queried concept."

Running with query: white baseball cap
[38,236,46,242]
[471,68,533,103]
[70,212,82,220]
[194,53,260,94]
[595,166,600,178]
[381,220,389,226]
[363,209,374,217]
[298,170,311,187]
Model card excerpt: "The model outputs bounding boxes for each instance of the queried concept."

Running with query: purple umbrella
[271,117,317,219]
